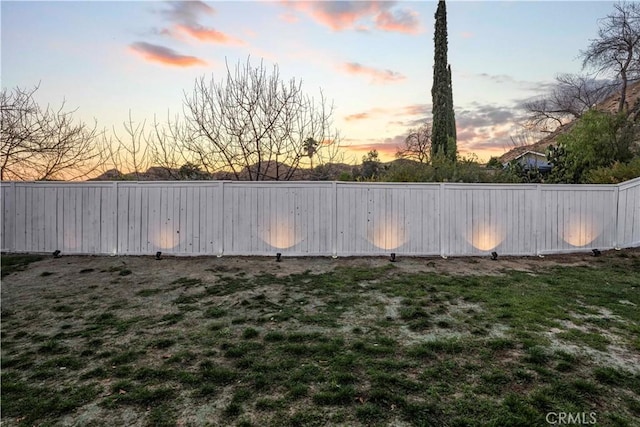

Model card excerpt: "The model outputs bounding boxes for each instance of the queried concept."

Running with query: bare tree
[581,1,640,113]
[396,122,432,163]
[155,57,341,181]
[1,85,102,181]
[103,111,151,180]
[507,122,547,149]
[522,74,616,133]
[144,113,188,180]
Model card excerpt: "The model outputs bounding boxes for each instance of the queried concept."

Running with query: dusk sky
[1,0,617,165]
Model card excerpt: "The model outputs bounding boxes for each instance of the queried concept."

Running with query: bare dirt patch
[0,248,607,305]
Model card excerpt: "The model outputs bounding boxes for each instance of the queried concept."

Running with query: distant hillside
[90,162,356,182]
[90,167,179,181]
[499,80,640,164]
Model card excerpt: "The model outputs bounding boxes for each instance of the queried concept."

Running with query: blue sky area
[1,1,617,164]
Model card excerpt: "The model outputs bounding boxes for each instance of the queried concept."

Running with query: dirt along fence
[1,178,639,258]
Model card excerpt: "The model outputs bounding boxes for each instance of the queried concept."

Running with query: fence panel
[114,182,222,255]
[617,177,640,248]
[335,183,441,256]
[0,182,113,254]
[538,185,618,254]
[222,182,333,256]
[443,184,538,256]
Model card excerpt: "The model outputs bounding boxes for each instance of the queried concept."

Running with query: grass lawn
[1,250,639,426]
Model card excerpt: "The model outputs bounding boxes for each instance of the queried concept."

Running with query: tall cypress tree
[431,0,457,161]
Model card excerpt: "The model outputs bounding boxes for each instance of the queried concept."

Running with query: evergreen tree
[431,0,457,161]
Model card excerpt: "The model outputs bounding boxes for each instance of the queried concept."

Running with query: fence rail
[2,178,639,257]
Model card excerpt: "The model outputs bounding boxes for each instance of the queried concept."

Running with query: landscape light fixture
[155,251,162,260]
[53,250,61,258]
[592,249,601,257]
[276,253,282,262]
[491,251,498,261]
[390,253,396,262]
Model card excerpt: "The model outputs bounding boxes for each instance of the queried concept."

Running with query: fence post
[332,181,337,257]
[0,181,16,252]
[439,183,446,258]
[218,181,225,256]
[111,181,118,255]
[535,184,543,256]
[613,184,620,250]
[12,181,16,252]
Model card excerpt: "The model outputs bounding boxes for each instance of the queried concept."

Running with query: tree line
[1,58,341,182]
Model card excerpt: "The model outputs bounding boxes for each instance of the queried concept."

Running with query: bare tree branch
[103,110,151,180]
[522,74,616,133]
[1,85,103,181]
[505,122,546,150]
[581,1,640,113]
[145,112,197,180]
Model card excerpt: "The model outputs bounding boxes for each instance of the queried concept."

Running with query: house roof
[513,150,546,161]
[505,150,552,171]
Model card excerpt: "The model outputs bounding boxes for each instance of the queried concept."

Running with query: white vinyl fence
[1,178,639,257]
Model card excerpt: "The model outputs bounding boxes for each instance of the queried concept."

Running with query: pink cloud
[158,1,244,46]
[290,1,380,31]
[341,62,405,84]
[460,31,474,39]
[129,42,206,67]
[345,112,371,121]
[161,1,215,25]
[375,9,420,34]
[280,1,421,33]
[174,24,244,45]
[401,104,430,116]
[343,105,427,124]
[343,107,386,122]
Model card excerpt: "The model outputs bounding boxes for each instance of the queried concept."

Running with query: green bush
[586,157,640,183]
[548,110,636,183]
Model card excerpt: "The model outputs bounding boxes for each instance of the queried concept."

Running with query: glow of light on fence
[466,222,505,251]
[561,218,601,247]
[260,219,302,250]
[368,221,406,250]
[150,228,180,250]
[63,229,79,251]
